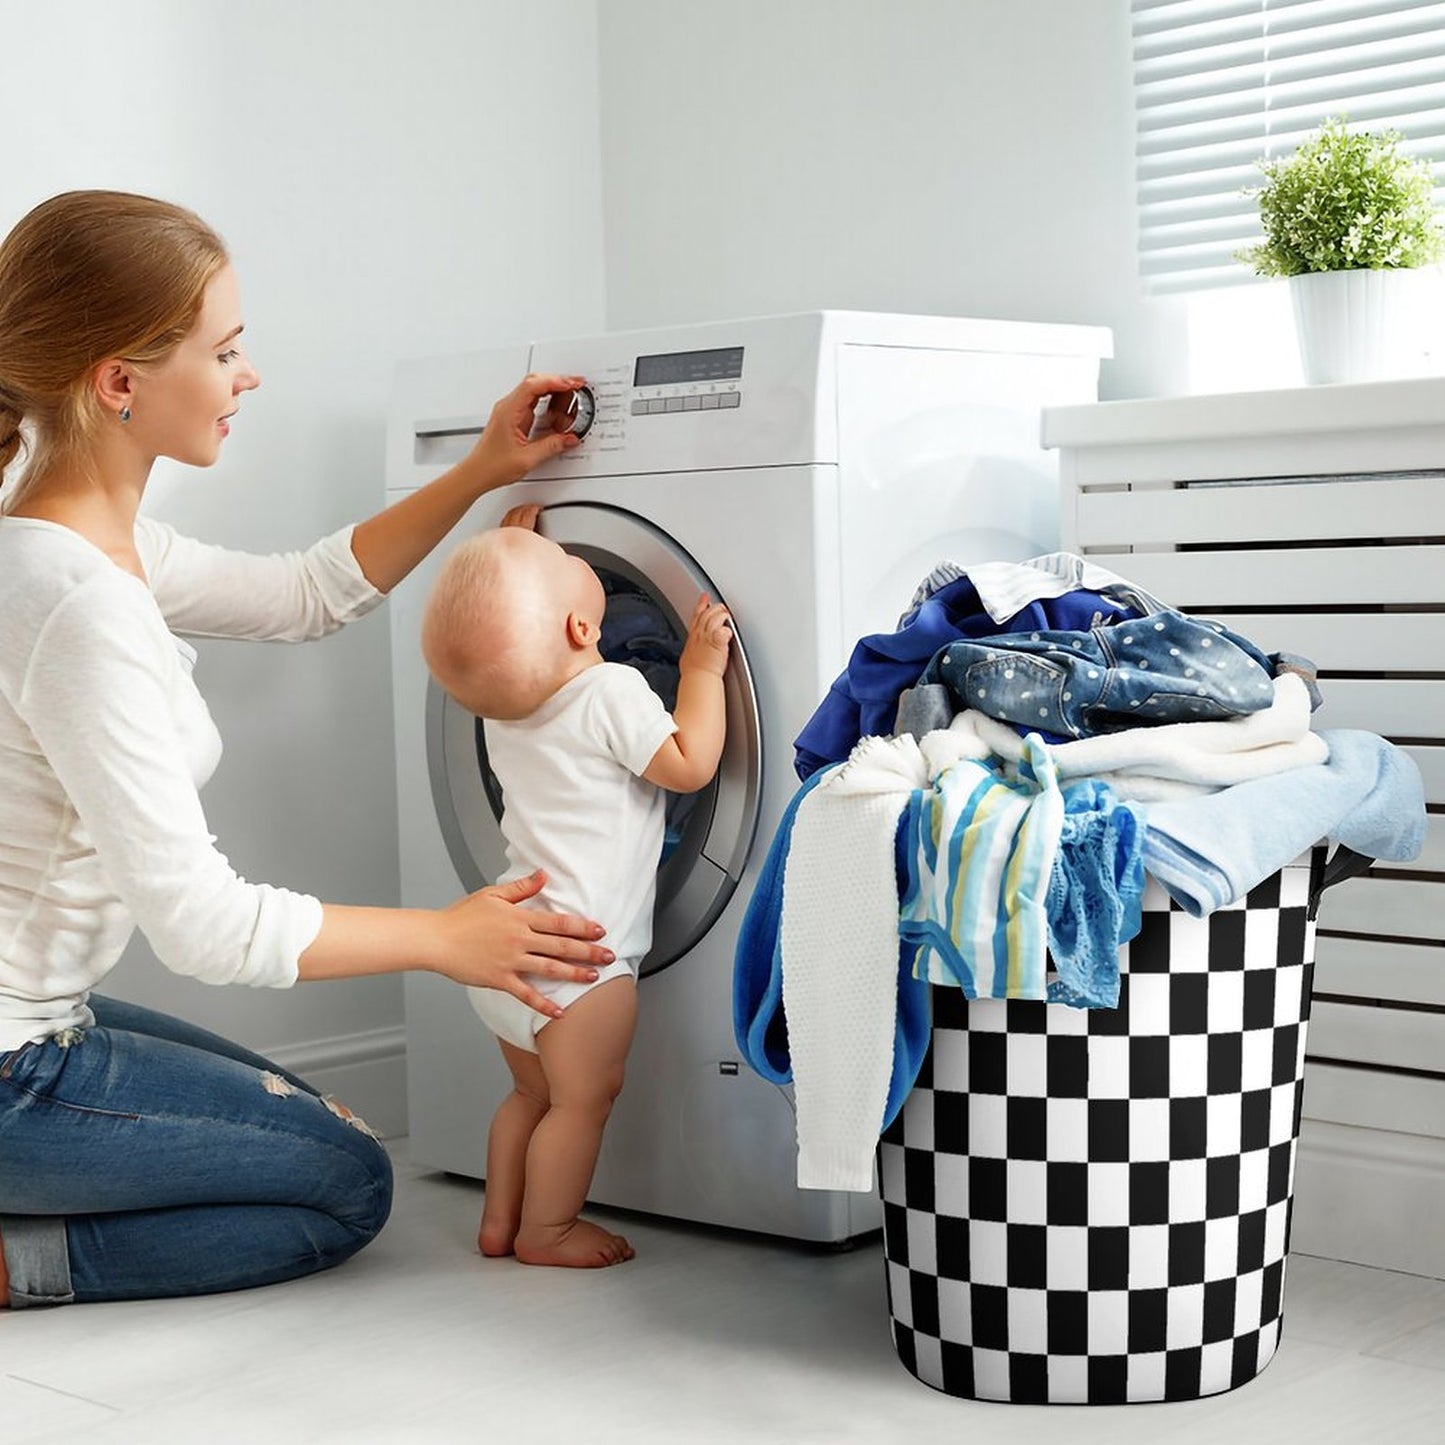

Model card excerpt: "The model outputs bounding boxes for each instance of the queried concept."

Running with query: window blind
[1133,0,1445,292]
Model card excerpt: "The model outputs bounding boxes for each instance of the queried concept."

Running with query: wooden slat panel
[1208,612,1445,674]
[1064,429,1445,492]
[1078,474,1445,549]
[1085,545,1445,607]
[1308,999,1445,1074]
[1314,935,1445,1008]
[1046,382,1445,453]
[1315,876,1445,941]
[1059,424,1445,1154]
[1301,1061,1445,1139]
[1311,679,1445,738]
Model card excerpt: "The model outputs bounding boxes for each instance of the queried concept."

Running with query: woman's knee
[259,1088,394,1244]
[352,1142,393,1243]
[319,1108,394,1241]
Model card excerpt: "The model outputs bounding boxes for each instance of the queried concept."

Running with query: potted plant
[1238,118,1444,384]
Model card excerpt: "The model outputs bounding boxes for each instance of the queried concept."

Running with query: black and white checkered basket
[879,848,1350,1405]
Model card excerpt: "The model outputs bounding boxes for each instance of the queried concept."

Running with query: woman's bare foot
[477,1208,519,1258]
[514,1218,635,1268]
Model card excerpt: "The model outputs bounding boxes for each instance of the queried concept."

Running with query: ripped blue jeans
[0,996,392,1306]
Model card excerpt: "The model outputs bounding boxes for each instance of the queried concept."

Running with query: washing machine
[387,311,1111,1243]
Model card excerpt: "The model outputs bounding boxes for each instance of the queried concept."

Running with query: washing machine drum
[426,503,763,975]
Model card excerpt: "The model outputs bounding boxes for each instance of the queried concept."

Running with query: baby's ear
[565,611,597,649]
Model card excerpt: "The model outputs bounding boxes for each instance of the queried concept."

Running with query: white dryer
[387,311,1110,1244]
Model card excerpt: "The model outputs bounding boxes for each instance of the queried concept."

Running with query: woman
[0,190,611,1307]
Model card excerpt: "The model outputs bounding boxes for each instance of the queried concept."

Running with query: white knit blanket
[781,724,986,1191]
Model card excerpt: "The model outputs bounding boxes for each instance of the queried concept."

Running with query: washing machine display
[387,312,1112,1243]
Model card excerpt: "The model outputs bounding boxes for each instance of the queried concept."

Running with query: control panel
[530,345,746,455]
[629,345,743,417]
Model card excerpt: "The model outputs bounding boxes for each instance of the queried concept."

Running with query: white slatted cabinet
[1045,379,1445,1280]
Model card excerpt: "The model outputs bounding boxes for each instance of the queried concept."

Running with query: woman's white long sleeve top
[0,515,383,1052]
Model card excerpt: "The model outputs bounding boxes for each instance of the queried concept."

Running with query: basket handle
[1307,845,1373,921]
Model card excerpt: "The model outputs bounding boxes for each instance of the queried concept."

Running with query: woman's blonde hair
[0,190,229,512]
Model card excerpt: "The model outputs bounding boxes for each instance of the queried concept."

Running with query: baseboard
[266,1026,409,1140]
[1290,1119,1445,1280]
[257,1035,1444,1278]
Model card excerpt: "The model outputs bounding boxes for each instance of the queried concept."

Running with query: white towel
[780,724,986,1191]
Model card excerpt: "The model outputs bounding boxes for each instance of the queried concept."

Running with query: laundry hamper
[878,849,1342,1405]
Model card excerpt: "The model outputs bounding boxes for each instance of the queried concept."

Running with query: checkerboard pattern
[878,854,1321,1404]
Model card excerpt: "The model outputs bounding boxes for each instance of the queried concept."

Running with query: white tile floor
[4,1139,1444,1445]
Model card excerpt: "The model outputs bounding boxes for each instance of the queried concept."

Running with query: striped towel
[899,735,1064,999]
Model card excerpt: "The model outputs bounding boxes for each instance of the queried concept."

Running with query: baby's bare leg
[479,1039,550,1257]
[515,976,638,1268]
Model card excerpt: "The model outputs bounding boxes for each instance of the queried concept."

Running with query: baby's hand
[679,594,732,678]
[499,503,542,531]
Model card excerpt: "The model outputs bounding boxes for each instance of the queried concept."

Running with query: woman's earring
[118,406,132,424]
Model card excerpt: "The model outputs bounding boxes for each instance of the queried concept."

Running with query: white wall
[4,0,1202,1122]
[1,0,605,1101]
[597,0,1187,401]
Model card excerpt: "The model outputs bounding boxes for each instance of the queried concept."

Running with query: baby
[421,512,731,1268]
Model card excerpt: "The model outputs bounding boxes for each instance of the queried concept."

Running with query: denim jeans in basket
[0,995,392,1306]
[923,610,1278,740]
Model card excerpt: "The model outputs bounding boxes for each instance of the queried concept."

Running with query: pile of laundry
[732,553,1426,1192]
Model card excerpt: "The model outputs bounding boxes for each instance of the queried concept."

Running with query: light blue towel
[1142,729,1425,917]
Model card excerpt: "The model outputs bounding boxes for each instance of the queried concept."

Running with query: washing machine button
[542,384,596,438]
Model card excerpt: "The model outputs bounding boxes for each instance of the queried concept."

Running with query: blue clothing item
[601,587,681,707]
[794,579,1140,780]
[732,771,932,1131]
[1142,729,1426,917]
[1045,778,1147,1008]
[922,610,1278,742]
[903,553,1171,630]
[596,582,696,857]
[0,996,392,1306]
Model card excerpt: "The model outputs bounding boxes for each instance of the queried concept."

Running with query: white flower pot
[1288,268,1415,384]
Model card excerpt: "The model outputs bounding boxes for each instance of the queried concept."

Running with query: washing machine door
[426,502,763,975]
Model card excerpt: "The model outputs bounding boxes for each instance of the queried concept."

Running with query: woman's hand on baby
[466,374,587,491]
[679,594,732,678]
[435,870,612,1016]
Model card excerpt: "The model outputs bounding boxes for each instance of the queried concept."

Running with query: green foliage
[1238,118,1444,277]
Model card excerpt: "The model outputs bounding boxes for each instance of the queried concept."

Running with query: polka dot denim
[926,610,1278,740]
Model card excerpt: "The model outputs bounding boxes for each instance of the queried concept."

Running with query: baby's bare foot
[514,1218,635,1269]
[478,1210,518,1258]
